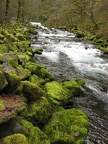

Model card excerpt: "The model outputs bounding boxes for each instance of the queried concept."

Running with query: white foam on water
[42,51,59,62]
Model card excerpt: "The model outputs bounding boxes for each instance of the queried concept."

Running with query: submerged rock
[44,108,88,144]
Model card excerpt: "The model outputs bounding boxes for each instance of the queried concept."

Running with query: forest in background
[0,0,108,39]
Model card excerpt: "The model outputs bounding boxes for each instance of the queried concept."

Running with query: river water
[31,22,108,144]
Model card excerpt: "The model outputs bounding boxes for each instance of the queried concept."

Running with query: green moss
[63,80,84,96]
[16,33,26,41]
[45,81,73,106]
[17,117,50,144]
[0,71,8,90]
[1,133,29,144]
[0,54,3,63]
[21,81,45,100]
[40,68,54,81]
[21,97,53,124]
[4,53,19,68]
[24,61,45,75]
[29,74,45,87]
[75,79,85,87]
[14,41,32,53]
[4,71,20,93]
[44,108,89,144]
[16,66,31,80]
[75,30,85,38]
[34,48,43,54]
[0,44,9,53]
[105,47,108,54]
[17,53,30,64]
[0,100,6,111]
[9,44,18,52]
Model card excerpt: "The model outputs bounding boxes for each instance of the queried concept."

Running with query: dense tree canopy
[0,0,108,38]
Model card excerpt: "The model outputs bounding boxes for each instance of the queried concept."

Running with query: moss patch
[45,81,73,106]
[17,116,50,144]
[21,81,45,100]
[1,133,29,144]
[44,108,88,144]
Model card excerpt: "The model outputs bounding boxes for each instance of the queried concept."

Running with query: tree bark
[5,0,10,22]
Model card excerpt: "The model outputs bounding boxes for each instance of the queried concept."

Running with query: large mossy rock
[63,80,84,96]
[3,53,19,68]
[17,53,30,65]
[0,71,8,90]
[1,133,29,144]
[25,61,54,81]
[44,108,89,144]
[17,117,50,144]
[21,81,45,100]
[21,97,53,125]
[3,70,20,93]
[16,66,31,80]
[45,81,73,106]
[29,74,45,87]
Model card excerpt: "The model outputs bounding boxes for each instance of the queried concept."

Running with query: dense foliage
[0,0,108,40]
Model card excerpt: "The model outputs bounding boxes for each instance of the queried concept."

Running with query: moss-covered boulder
[0,44,9,53]
[21,97,53,124]
[0,71,8,90]
[17,117,50,144]
[44,108,88,144]
[16,66,31,80]
[21,81,45,100]
[29,74,45,87]
[34,48,43,54]
[45,81,73,106]
[17,53,30,65]
[1,133,29,144]
[14,41,32,53]
[3,53,19,68]
[25,62,54,81]
[40,68,54,81]
[24,61,45,75]
[4,70,20,93]
[63,80,84,96]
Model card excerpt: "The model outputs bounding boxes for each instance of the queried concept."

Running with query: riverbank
[0,21,89,144]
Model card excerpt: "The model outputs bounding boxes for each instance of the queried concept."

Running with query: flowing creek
[31,22,108,144]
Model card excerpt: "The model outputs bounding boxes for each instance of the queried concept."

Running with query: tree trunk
[17,0,21,21]
[5,0,10,22]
